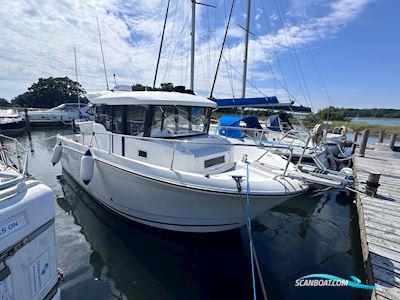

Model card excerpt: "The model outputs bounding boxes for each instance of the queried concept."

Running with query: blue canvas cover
[213,97,279,108]
[267,115,281,131]
[218,116,262,140]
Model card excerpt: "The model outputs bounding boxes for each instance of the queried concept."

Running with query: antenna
[96,17,109,90]
[74,46,80,109]
[113,74,117,86]
[153,0,170,89]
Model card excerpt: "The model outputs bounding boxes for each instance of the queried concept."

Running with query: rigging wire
[96,17,109,90]
[258,0,293,103]
[153,0,171,89]
[271,0,311,109]
[306,45,334,108]
[162,5,191,83]
[161,0,181,83]
[222,0,236,98]
[210,0,236,98]
[274,0,315,111]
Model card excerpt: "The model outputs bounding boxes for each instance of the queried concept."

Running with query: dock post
[389,133,397,149]
[24,108,30,130]
[365,172,380,197]
[378,130,385,143]
[350,130,358,155]
[358,129,369,157]
[353,130,358,143]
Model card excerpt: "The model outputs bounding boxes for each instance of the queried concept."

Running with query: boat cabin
[90,91,215,138]
[85,91,234,174]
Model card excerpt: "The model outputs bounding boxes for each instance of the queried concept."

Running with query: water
[351,117,400,126]
[12,129,368,300]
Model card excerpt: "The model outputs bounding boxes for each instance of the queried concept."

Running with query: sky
[0,0,398,111]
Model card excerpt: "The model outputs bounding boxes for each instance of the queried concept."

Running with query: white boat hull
[60,140,303,233]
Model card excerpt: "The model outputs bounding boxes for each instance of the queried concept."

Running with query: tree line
[315,106,400,121]
[2,78,399,118]
[0,77,179,108]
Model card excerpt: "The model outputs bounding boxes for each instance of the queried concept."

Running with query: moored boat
[0,135,62,299]
[53,91,309,233]
[28,103,94,126]
[0,110,26,134]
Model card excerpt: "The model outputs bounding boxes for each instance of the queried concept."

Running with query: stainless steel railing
[78,130,295,175]
[0,134,29,177]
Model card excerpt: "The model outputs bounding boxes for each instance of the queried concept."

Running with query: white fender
[80,150,94,185]
[339,167,354,177]
[51,142,63,166]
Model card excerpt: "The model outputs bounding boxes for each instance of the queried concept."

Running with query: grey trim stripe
[0,218,55,262]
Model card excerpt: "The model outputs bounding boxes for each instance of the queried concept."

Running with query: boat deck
[353,143,400,299]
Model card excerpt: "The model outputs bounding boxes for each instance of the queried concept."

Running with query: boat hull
[60,142,302,233]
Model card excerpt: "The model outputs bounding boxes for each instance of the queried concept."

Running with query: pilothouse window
[127,106,145,136]
[112,106,124,134]
[95,105,113,131]
[150,105,210,138]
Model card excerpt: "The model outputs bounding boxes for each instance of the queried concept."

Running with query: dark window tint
[127,106,145,135]
[95,105,112,131]
[112,105,124,134]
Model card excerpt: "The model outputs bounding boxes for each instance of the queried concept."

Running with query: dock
[353,132,400,299]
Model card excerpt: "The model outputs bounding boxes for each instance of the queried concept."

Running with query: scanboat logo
[295,274,377,289]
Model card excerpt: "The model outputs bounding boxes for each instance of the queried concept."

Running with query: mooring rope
[244,161,268,300]
[245,161,257,300]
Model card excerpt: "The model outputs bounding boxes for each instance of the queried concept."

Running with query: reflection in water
[58,171,252,300]
[9,128,367,300]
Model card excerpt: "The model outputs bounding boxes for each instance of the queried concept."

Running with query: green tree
[11,77,88,108]
[132,82,175,92]
[0,97,11,107]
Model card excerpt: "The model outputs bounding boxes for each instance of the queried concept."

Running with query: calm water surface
[13,129,367,300]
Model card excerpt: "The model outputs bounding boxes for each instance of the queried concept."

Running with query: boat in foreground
[0,135,62,299]
[53,91,309,232]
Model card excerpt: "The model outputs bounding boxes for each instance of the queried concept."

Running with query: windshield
[50,104,81,112]
[150,105,211,138]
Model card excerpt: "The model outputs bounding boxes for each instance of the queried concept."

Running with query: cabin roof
[87,91,217,108]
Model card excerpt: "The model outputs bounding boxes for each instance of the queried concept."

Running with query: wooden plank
[376,293,392,300]
[373,265,400,287]
[363,204,400,219]
[365,215,400,231]
[370,244,400,265]
[371,253,400,275]
[368,235,400,254]
[375,280,400,300]
[363,209,400,225]
[362,198,400,209]
[365,226,400,245]
[353,142,400,299]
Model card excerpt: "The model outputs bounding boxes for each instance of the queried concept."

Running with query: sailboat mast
[153,0,171,89]
[190,0,196,91]
[96,17,109,90]
[241,0,251,100]
[74,46,80,108]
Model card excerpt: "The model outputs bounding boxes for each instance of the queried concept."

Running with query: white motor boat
[0,135,62,299]
[0,110,26,134]
[28,103,94,126]
[53,91,308,233]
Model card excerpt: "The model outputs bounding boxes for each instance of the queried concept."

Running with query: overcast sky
[0,0,398,110]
